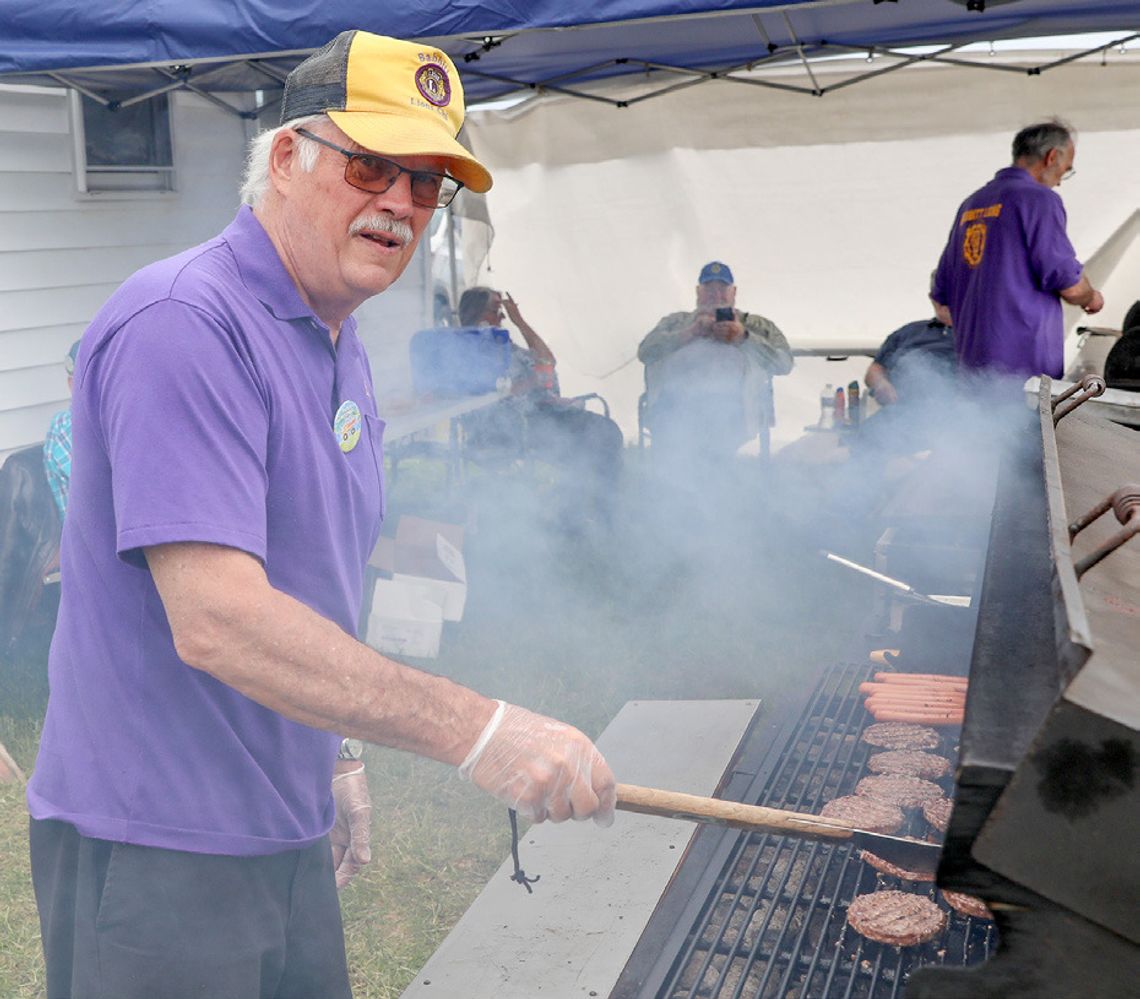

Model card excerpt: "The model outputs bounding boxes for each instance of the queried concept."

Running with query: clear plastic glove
[331,764,372,890]
[458,701,616,826]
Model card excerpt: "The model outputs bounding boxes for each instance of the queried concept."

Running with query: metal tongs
[821,551,970,608]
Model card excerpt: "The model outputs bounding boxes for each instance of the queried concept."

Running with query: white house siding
[0,85,251,464]
[0,85,442,467]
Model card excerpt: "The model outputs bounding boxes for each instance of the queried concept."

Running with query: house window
[70,91,175,194]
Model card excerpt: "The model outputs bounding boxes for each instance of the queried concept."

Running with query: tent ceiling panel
[0,1,1136,110]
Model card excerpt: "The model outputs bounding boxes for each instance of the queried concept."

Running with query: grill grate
[653,664,997,999]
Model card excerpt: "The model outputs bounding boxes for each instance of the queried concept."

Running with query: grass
[0,450,877,998]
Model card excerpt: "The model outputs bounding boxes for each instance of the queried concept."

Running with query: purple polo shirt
[28,207,385,856]
[932,167,1083,379]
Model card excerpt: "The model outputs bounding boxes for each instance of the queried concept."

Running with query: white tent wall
[465,59,1140,449]
[1081,208,1140,327]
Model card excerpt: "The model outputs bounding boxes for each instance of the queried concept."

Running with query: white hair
[239,113,328,207]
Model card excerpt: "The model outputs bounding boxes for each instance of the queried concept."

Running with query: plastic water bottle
[835,385,846,426]
[848,380,861,427]
[819,383,835,428]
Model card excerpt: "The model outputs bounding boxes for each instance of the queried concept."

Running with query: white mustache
[349,214,414,245]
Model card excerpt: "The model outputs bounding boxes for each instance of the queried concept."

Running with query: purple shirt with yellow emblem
[932,166,1083,379]
[28,206,386,856]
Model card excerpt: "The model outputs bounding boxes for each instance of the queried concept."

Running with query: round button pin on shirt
[334,400,362,453]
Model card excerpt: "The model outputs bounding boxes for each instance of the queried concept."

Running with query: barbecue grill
[406,377,1138,998]
[908,378,1140,997]
[617,378,1139,998]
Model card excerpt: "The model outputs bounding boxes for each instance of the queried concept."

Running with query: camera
[715,307,734,322]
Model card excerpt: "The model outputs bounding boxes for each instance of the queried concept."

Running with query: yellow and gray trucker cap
[280,30,492,194]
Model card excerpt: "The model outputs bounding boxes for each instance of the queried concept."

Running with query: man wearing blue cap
[639,262,792,468]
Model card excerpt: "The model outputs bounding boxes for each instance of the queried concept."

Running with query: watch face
[340,738,364,760]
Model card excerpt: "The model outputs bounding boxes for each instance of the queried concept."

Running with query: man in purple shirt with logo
[28,31,615,999]
[931,119,1103,382]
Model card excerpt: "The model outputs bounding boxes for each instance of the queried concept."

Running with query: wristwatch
[337,738,364,761]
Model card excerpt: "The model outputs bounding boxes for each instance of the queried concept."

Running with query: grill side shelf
[610,659,837,999]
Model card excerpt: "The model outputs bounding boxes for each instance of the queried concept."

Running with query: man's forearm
[865,361,887,393]
[147,543,494,765]
[865,361,897,404]
[514,320,556,364]
[740,318,793,374]
[1059,272,1099,309]
[638,316,698,363]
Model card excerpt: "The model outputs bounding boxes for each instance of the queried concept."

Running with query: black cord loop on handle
[507,808,540,893]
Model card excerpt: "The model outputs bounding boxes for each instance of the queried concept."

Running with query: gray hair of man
[1011,119,1076,165]
[458,286,497,326]
[239,113,328,207]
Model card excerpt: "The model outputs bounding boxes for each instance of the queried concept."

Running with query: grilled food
[867,750,951,780]
[855,775,945,809]
[861,722,941,751]
[922,796,953,834]
[859,850,937,882]
[846,890,947,946]
[819,795,905,834]
[941,890,993,921]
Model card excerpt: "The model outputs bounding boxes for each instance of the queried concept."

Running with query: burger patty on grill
[846,890,947,946]
[941,890,993,921]
[859,849,937,882]
[819,795,904,833]
[867,750,951,780]
[856,775,945,809]
[922,795,953,833]
[862,722,941,751]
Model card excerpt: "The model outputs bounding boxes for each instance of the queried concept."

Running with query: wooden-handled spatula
[616,783,941,870]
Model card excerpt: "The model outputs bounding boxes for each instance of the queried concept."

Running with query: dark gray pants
[30,818,352,999]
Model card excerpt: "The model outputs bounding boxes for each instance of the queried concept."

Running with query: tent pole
[447,203,459,325]
[1036,32,1140,72]
[48,73,110,106]
[782,14,822,95]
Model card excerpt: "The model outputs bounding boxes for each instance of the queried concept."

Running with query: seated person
[864,316,956,407]
[458,287,623,527]
[638,261,793,469]
[856,314,958,457]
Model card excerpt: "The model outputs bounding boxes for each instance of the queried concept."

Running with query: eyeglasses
[294,129,462,209]
[1061,167,1076,182]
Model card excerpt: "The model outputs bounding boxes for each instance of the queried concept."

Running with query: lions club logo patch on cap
[415,63,451,107]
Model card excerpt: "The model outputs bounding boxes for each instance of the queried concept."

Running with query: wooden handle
[615,783,856,841]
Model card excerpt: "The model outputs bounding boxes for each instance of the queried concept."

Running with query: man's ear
[268,130,301,194]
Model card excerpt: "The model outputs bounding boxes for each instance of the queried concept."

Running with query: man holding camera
[638,261,792,471]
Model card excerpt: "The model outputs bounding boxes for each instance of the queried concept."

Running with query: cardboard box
[366,578,444,659]
[369,516,467,622]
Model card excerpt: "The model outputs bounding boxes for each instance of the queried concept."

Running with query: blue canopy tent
[1,1,1137,115]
